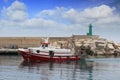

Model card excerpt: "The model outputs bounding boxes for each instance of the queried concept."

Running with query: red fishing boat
[18,38,83,61]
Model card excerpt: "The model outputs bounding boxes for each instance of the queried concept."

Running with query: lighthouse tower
[87,24,93,36]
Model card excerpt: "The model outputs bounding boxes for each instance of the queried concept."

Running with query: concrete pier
[0,49,18,55]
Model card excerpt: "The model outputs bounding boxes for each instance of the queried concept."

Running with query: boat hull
[18,50,81,61]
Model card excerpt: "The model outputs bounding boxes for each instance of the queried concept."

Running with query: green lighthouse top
[87,24,93,36]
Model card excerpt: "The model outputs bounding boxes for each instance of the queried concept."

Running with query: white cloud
[23,18,59,27]
[2,0,28,21]
[0,1,120,42]
[36,7,67,24]
[82,5,114,18]
[37,7,66,18]
[63,5,120,25]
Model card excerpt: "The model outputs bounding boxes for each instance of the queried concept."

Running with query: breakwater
[0,35,120,56]
[72,35,120,56]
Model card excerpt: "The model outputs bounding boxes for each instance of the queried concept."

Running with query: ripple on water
[0,56,120,80]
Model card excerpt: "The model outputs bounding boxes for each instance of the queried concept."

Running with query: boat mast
[42,37,49,43]
[71,35,76,54]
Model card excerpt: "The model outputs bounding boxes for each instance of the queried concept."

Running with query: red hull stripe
[18,50,80,61]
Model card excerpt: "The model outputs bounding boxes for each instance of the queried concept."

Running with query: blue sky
[0,0,120,42]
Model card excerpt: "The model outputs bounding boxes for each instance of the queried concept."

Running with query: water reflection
[20,60,94,80]
[1,56,120,80]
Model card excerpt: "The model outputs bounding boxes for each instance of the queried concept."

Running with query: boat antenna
[42,37,49,43]
[45,37,49,43]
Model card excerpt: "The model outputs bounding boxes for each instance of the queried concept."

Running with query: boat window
[42,44,44,47]
[36,50,40,53]
[42,44,48,48]
[45,44,48,47]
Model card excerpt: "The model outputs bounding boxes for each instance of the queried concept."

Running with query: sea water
[0,55,120,80]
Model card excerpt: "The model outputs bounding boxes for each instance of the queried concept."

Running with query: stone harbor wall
[0,37,43,48]
[0,35,120,55]
[0,37,70,49]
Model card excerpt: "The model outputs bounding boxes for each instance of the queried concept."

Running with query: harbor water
[0,55,120,80]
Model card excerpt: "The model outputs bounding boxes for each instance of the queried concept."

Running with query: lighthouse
[87,24,93,36]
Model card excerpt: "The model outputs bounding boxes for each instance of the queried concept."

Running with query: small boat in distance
[18,38,83,61]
